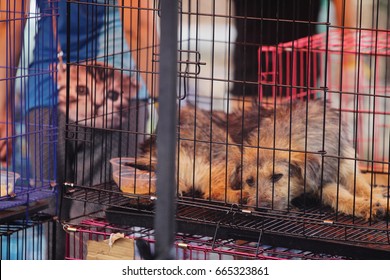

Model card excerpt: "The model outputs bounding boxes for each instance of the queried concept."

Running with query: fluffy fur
[240,100,388,220]
[130,105,246,203]
[126,99,388,220]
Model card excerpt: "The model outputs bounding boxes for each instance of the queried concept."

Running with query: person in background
[0,1,26,166]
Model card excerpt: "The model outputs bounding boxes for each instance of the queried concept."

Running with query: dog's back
[135,105,243,202]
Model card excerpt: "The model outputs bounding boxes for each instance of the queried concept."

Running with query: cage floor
[0,187,54,210]
[64,218,350,260]
[0,183,54,222]
[64,181,390,259]
[0,178,55,211]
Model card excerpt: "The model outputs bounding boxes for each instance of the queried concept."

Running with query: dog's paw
[371,201,386,220]
[356,199,387,221]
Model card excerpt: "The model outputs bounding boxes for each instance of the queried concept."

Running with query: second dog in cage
[127,104,248,203]
[240,100,388,220]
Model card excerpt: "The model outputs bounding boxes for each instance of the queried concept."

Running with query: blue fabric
[26,0,148,114]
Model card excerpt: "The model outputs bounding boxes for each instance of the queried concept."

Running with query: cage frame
[59,0,390,260]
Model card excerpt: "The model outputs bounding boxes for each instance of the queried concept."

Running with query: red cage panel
[258,28,390,171]
[64,218,350,260]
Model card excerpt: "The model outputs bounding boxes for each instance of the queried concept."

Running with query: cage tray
[0,200,50,223]
[64,182,390,259]
[105,200,390,259]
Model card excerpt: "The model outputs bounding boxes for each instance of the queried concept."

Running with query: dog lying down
[126,100,388,220]
[238,100,388,220]
[129,104,247,203]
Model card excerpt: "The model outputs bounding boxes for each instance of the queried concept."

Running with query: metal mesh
[64,217,350,260]
[59,0,390,259]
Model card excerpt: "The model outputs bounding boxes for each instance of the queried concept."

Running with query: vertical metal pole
[154,0,178,259]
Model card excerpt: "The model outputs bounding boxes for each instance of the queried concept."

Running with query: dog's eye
[106,90,120,101]
[271,173,283,183]
[246,176,255,187]
[76,85,89,96]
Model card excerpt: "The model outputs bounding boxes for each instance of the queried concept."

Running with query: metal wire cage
[0,0,58,222]
[0,214,54,260]
[61,0,390,259]
[60,0,158,196]
[63,217,351,260]
[258,28,390,172]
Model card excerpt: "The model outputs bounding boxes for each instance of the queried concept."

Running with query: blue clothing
[26,0,148,113]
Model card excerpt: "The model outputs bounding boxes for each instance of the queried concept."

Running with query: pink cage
[63,218,348,260]
[258,28,390,172]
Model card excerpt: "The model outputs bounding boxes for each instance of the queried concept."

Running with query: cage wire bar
[60,0,390,260]
[155,0,179,260]
[0,214,54,260]
[258,28,390,172]
[63,217,352,260]
[0,0,58,260]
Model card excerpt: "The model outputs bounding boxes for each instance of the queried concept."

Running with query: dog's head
[241,146,321,210]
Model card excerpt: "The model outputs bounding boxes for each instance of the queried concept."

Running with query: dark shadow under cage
[61,0,390,259]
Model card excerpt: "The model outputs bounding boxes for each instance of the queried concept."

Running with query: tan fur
[127,105,247,204]
[240,100,388,220]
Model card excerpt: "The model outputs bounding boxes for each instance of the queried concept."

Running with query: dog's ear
[290,152,321,188]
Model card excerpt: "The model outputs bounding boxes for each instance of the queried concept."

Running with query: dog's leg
[208,160,250,204]
[339,159,389,217]
[339,158,382,197]
[197,166,245,204]
[321,182,386,220]
[345,170,387,200]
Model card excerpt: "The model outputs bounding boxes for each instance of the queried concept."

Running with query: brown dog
[239,100,388,220]
[127,104,246,203]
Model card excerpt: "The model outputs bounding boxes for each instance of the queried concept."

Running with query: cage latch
[63,224,77,233]
[153,50,206,100]
[177,242,188,249]
[323,219,334,225]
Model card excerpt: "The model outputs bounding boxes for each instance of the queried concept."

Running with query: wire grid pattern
[63,183,390,253]
[0,0,58,212]
[64,217,349,260]
[258,28,390,171]
[60,0,390,259]
[0,214,54,260]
